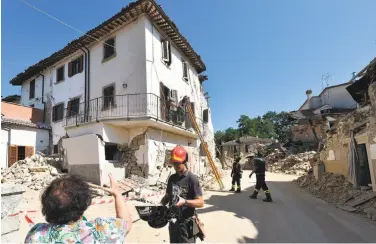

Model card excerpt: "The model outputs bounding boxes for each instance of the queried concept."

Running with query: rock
[363,207,376,215]
[367,213,372,219]
[372,215,376,221]
[361,186,372,191]
[50,168,59,176]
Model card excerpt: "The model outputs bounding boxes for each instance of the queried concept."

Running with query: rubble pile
[265,149,287,165]
[268,151,316,176]
[1,154,62,191]
[294,172,376,220]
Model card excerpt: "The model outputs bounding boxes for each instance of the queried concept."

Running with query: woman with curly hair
[25,174,132,243]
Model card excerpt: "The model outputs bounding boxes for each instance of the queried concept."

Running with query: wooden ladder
[186,102,224,190]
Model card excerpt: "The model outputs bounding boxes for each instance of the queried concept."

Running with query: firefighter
[230,156,242,193]
[160,145,204,243]
[248,153,273,202]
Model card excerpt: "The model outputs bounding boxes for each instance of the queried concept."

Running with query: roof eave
[10,0,206,86]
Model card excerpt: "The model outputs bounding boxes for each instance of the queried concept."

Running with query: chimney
[352,72,356,79]
[305,89,312,100]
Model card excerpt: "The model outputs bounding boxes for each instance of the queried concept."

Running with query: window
[29,79,35,99]
[161,40,171,65]
[182,60,189,81]
[103,38,116,60]
[203,109,209,123]
[68,56,83,77]
[103,85,115,109]
[53,145,59,154]
[67,98,80,117]
[105,143,119,160]
[56,65,65,82]
[52,103,64,122]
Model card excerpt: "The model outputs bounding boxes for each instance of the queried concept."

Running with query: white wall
[8,126,49,153]
[1,129,9,168]
[320,85,357,109]
[89,16,147,99]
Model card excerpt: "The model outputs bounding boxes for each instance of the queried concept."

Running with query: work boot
[263,192,272,202]
[236,187,241,193]
[229,187,235,192]
[249,191,258,199]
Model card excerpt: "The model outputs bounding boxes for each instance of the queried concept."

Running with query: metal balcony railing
[63,93,208,132]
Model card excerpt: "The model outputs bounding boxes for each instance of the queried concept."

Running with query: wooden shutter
[79,56,84,73]
[8,145,18,167]
[25,146,34,158]
[162,41,170,64]
[68,62,73,77]
[182,61,188,80]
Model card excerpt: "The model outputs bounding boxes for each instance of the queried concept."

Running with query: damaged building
[304,58,376,191]
[8,0,215,186]
[290,82,358,152]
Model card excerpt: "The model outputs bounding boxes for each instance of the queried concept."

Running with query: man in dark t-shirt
[161,146,204,243]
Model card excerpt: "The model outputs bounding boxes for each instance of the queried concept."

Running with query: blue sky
[2,0,375,131]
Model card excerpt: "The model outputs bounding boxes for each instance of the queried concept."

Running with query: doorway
[356,144,372,187]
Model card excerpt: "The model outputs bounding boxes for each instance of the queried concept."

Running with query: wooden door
[25,146,34,158]
[8,145,18,167]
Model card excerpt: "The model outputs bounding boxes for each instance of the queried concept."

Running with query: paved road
[7,171,376,243]
[197,171,376,243]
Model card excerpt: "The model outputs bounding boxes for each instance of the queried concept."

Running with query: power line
[19,0,119,50]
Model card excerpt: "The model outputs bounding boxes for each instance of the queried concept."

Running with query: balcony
[63,93,206,137]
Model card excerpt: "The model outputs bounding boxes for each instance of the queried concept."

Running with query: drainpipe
[83,46,91,122]
[80,47,88,122]
[37,73,45,122]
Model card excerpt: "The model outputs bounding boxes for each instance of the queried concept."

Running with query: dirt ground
[3,171,376,243]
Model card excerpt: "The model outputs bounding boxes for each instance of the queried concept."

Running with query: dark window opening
[53,145,59,154]
[52,103,64,122]
[29,80,35,99]
[105,143,119,160]
[203,109,209,123]
[104,38,116,60]
[234,146,238,153]
[245,145,249,153]
[56,66,65,82]
[17,146,26,161]
[182,60,188,81]
[67,98,80,117]
[103,85,115,109]
[356,144,372,187]
[68,56,83,77]
[161,40,171,65]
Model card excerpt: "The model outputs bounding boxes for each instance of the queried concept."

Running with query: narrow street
[127,171,376,243]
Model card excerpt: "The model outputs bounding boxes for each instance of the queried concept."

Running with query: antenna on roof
[321,73,331,90]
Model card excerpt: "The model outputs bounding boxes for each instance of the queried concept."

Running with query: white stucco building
[10,0,214,185]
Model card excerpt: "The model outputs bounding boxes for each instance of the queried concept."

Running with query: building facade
[10,0,214,185]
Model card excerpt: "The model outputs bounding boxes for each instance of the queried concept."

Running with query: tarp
[347,131,359,186]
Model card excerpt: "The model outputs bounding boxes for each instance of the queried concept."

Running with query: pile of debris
[1,154,62,191]
[267,151,316,176]
[294,172,376,220]
[265,149,287,164]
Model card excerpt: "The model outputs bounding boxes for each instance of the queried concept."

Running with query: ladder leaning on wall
[185,101,225,190]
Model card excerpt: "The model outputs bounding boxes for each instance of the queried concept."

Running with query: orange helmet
[170,145,188,164]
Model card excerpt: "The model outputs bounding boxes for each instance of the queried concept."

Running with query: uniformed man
[230,156,243,193]
[248,153,273,202]
[160,145,204,243]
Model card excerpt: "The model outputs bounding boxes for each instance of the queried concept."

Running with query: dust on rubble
[294,172,376,221]
[266,150,317,176]
[1,154,63,191]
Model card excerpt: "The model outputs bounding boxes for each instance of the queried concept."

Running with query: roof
[298,82,352,110]
[222,136,273,146]
[1,117,49,129]
[10,0,206,86]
